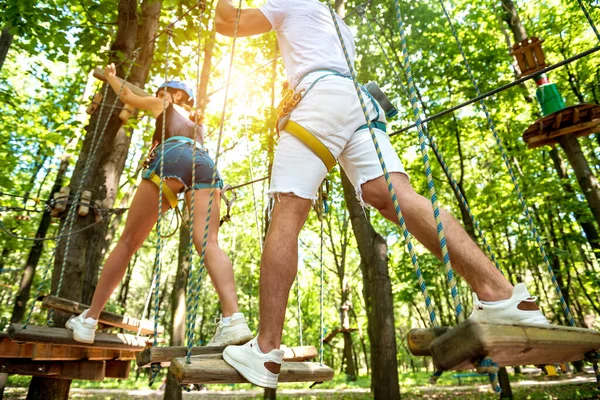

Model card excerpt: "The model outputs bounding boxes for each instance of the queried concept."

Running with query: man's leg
[258,194,312,352]
[361,172,512,302]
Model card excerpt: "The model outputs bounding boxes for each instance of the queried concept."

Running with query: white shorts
[270,71,407,201]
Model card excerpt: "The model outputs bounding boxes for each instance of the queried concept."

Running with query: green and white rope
[185,0,242,363]
[24,52,139,327]
[325,0,439,328]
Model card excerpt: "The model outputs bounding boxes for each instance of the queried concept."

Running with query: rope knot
[475,358,499,375]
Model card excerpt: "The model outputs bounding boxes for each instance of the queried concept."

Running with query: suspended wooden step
[0,359,131,380]
[8,324,149,351]
[170,356,334,385]
[407,320,600,370]
[510,37,546,78]
[522,104,600,149]
[42,295,163,335]
[137,345,317,368]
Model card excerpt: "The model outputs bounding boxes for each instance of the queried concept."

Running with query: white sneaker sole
[207,331,254,347]
[65,319,96,344]
[223,350,278,389]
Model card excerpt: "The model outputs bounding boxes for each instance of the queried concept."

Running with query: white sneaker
[65,310,98,343]
[469,283,549,325]
[207,313,253,347]
[223,337,284,389]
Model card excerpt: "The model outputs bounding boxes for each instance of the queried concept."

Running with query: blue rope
[435,0,576,328]
[24,52,140,328]
[576,0,600,42]
[361,9,501,273]
[185,0,242,363]
[148,31,171,387]
[325,1,438,328]
[391,2,463,322]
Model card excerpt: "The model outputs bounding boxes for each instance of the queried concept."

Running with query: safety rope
[147,27,173,387]
[434,0,583,389]
[295,274,303,347]
[319,210,325,365]
[23,51,140,327]
[435,0,575,327]
[185,0,242,364]
[390,3,462,322]
[576,0,600,42]
[359,8,501,272]
[325,1,439,329]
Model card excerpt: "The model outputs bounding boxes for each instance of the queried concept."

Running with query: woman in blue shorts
[65,64,252,346]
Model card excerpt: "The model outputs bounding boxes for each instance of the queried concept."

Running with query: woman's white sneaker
[469,283,549,325]
[207,313,253,346]
[65,310,98,344]
[223,337,284,389]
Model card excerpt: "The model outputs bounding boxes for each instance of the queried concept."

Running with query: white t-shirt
[259,0,355,88]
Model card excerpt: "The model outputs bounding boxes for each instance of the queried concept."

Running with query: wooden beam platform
[0,335,34,359]
[8,324,149,351]
[93,67,151,98]
[522,104,600,148]
[137,345,317,367]
[42,295,163,335]
[407,320,600,370]
[170,358,334,385]
[0,359,108,381]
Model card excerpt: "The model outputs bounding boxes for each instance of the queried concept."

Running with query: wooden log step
[42,295,163,335]
[407,320,600,370]
[8,324,149,351]
[137,345,317,367]
[170,358,334,385]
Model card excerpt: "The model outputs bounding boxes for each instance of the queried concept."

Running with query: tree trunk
[549,147,600,259]
[0,27,13,71]
[28,0,161,397]
[341,171,400,400]
[26,377,70,400]
[558,134,600,230]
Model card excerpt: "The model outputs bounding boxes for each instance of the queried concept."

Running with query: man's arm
[215,0,272,37]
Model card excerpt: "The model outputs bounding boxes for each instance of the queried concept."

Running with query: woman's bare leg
[186,188,239,317]
[87,179,183,319]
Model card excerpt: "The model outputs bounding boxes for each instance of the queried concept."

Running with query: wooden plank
[32,344,86,361]
[105,360,131,379]
[93,67,151,98]
[421,320,600,371]
[0,337,34,358]
[8,324,149,351]
[170,358,334,385]
[0,359,61,377]
[42,295,163,335]
[60,361,105,381]
[137,345,317,367]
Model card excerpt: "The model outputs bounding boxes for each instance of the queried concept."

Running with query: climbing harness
[275,70,392,173]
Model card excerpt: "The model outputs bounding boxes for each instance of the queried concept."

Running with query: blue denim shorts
[142,136,223,192]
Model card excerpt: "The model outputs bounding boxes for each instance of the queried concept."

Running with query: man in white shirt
[215,0,548,389]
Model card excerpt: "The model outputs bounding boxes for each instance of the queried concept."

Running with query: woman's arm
[215,0,272,37]
[104,64,164,117]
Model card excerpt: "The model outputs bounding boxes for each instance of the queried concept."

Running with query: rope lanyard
[24,51,140,328]
[324,1,439,328]
[319,213,325,365]
[359,8,501,272]
[185,0,242,364]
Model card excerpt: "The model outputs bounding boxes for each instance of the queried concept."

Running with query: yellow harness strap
[148,172,178,209]
[283,120,336,172]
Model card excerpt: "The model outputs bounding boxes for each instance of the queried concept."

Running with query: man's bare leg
[361,173,512,302]
[257,194,312,352]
